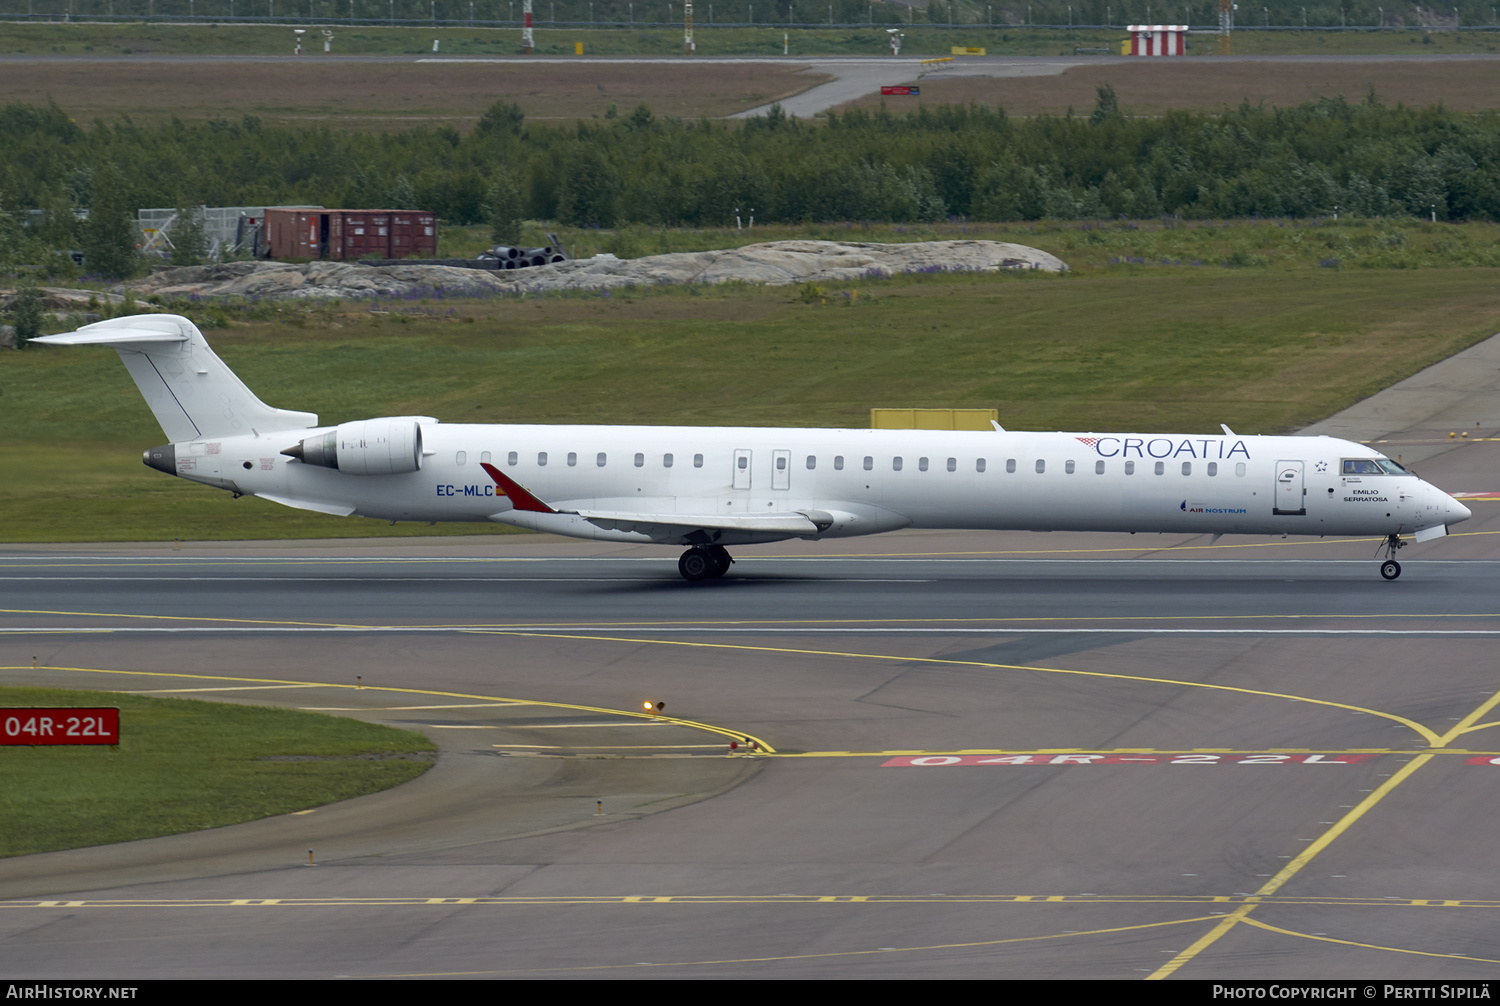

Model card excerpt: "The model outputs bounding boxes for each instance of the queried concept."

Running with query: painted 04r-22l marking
[885,753,1380,767]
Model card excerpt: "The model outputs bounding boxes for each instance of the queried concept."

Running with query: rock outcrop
[126,240,1067,301]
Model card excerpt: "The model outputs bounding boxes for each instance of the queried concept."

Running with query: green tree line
[3,90,1499,276]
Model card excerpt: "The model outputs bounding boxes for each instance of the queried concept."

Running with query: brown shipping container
[328,212,344,259]
[262,208,305,260]
[263,209,437,261]
[294,211,321,258]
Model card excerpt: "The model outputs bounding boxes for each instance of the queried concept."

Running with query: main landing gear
[1379,533,1406,580]
[679,545,733,581]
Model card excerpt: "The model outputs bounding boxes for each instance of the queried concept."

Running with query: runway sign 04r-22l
[1,708,120,745]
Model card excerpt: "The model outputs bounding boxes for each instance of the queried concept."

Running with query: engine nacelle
[282,418,425,475]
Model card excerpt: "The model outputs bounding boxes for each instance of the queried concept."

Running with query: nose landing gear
[1379,533,1406,580]
[678,545,733,581]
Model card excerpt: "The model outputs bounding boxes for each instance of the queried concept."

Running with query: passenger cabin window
[567,452,577,467]
[664,454,674,468]
[834,456,845,471]
[694,454,704,468]
[1095,460,1105,474]
[1035,460,1046,474]
[946,457,957,472]
[507,451,518,466]
[1125,460,1135,475]
[1065,460,1075,474]
[918,457,929,472]
[634,453,644,468]
[538,452,548,467]
[976,459,986,473]
[1006,459,1017,473]
[457,451,467,465]
[596,452,607,467]
[1181,462,1191,476]
[776,456,787,471]
[1207,462,1218,476]
[806,455,816,470]
[737,456,748,470]
[481,451,492,464]
[893,457,904,471]
[1154,461,1165,475]
[863,456,874,471]
[1235,462,1246,477]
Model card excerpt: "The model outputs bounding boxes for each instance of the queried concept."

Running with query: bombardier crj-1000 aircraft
[38,314,1471,581]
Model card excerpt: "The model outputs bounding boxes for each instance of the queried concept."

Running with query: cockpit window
[1343,458,1407,475]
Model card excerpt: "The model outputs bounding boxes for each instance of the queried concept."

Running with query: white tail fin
[33,314,317,442]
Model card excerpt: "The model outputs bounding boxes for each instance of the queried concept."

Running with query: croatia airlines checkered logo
[1075,437,1099,448]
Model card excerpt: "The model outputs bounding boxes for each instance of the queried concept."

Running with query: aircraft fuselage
[148,423,1469,546]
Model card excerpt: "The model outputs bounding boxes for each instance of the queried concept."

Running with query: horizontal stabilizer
[34,328,188,346]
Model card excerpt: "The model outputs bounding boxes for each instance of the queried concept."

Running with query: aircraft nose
[1450,495,1473,524]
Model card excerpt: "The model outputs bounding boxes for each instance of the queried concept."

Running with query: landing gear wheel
[705,545,732,578]
[1378,533,1406,580]
[679,546,733,581]
[679,549,714,581]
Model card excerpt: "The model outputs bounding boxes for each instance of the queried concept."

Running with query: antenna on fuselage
[1220,424,1236,436]
[990,420,1006,432]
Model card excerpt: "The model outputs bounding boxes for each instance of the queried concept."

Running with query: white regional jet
[37,314,1471,581]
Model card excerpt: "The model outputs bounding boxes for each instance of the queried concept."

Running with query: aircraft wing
[255,492,358,517]
[567,509,823,537]
[480,463,827,540]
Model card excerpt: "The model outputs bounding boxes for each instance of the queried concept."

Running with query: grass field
[3,20,1499,125]
[3,31,1498,124]
[844,56,1500,116]
[0,53,828,124]
[471,217,1500,270]
[0,685,435,857]
[7,262,1499,542]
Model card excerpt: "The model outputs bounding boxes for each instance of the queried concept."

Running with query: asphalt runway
[1,429,1499,978]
